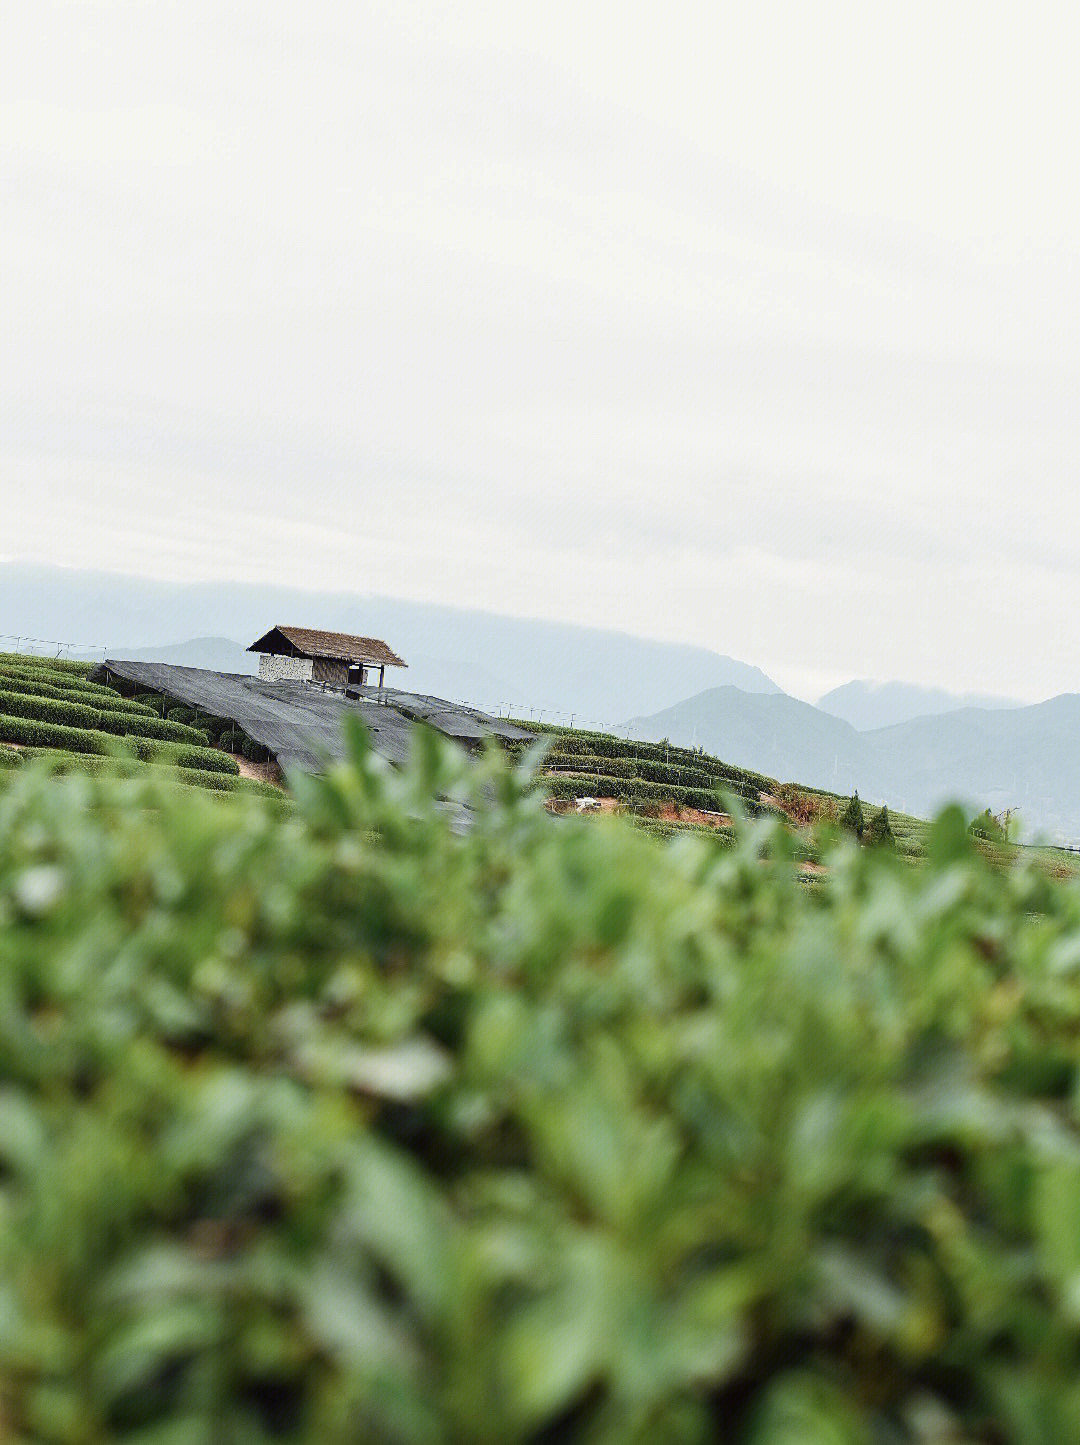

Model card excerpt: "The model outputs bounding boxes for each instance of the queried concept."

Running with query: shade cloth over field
[92,661,531,773]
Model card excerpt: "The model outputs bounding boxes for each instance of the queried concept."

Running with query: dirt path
[228,754,284,788]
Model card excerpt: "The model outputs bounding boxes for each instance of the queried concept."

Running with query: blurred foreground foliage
[2,723,1080,1443]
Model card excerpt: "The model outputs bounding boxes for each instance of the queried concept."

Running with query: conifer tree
[870,804,894,847]
[841,790,865,839]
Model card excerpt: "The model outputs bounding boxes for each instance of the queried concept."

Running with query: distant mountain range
[626,688,1080,842]
[119,637,259,674]
[5,561,1074,839]
[1,562,780,724]
[817,679,1022,731]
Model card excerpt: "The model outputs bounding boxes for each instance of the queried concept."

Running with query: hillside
[818,679,1023,730]
[627,686,1080,842]
[624,687,874,793]
[0,653,283,799]
[866,694,1080,837]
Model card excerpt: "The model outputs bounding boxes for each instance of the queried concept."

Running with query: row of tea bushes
[545,750,720,790]
[0,685,209,744]
[0,714,238,773]
[0,667,156,711]
[545,772,739,815]
[512,720,775,791]
[0,651,96,675]
[4,746,282,798]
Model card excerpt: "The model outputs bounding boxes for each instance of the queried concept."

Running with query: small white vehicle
[575,796,602,813]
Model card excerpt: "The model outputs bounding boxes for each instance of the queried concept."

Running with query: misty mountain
[119,637,258,674]
[865,695,1080,837]
[625,687,873,793]
[1,562,780,723]
[818,679,1023,730]
[627,688,1080,842]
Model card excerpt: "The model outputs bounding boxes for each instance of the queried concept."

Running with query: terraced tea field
[0,653,283,798]
[510,718,1080,878]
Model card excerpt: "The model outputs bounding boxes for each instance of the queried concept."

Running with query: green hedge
[0,671,154,713]
[0,714,237,772]
[0,665,149,707]
[514,721,775,793]
[545,772,746,814]
[0,651,94,675]
[9,747,282,798]
[546,750,719,790]
[1,727,1080,1441]
[198,714,233,741]
[0,686,209,744]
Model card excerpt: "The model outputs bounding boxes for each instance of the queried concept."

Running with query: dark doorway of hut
[346,663,387,693]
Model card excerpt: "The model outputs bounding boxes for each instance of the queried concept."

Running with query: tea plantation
[3,720,1080,1442]
[511,719,1080,880]
[0,654,281,800]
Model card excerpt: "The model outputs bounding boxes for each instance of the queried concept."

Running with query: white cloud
[1,1,1077,702]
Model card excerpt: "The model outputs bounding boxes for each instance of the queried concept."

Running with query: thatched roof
[247,626,407,668]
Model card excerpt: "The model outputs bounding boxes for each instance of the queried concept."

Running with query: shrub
[546,751,717,790]
[135,739,238,774]
[773,783,838,827]
[0,667,151,708]
[512,720,774,793]
[7,749,276,797]
[195,714,232,741]
[0,687,208,744]
[1,729,1079,1440]
[545,773,741,815]
[0,714,114,755]
[0,715,237,773]
[0,651,94,675]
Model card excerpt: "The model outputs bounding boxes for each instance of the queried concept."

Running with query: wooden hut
[247,626,406,689]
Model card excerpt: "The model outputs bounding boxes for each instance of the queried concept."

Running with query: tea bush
[546,751,718,790]
[0,671,155,712]
[0,652,94,675]
[1,747,282,798]
[0,688,209,744]
[2,722,1080,1442]
[512,722,774,792]
[0,715,236,772]
[545,773,742,814]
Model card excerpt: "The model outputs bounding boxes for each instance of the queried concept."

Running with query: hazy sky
[3,1,1078,700]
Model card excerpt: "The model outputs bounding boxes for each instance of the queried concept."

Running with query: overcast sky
[3,1,1078,701]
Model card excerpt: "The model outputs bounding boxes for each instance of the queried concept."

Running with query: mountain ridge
[626,687,1080,842]
[1,563,780,723]
[818,678,1024,731]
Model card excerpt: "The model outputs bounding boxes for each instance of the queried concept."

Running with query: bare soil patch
[229,754,285,788]
[657,803,732,828]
